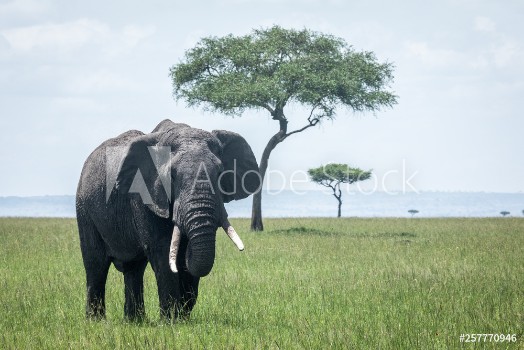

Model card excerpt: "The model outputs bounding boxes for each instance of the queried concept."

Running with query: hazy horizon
[2,191,523,218]
[2,188,524,198]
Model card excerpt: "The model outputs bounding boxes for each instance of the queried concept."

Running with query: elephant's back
[94,129,145,152]
[76,129,144,217]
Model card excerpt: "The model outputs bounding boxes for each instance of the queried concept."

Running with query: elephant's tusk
[169,226,181,273]
[223,225,244,251]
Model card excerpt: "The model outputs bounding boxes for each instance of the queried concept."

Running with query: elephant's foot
[158,301,193,322]
[86,300,106,320]
[124,304,146,322]
[177,309,192,321]
[124,312,146,323]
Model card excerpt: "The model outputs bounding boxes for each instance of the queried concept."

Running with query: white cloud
[1,19,156,53]
[122,25,156,48]
[0,0,46,17]
[0,32,10,51]
[404,41,463,67]
[2,19,111,51]
[65,70,140,95]
[472,16,523,69]
[468,55,489,70]
[474,16,496,32]
[404,37,523,72]
[50,96,106,115]
[491,38,521,68]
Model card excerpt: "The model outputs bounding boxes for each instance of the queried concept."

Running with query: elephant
[76,119,260,320]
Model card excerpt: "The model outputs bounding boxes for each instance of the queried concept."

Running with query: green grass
[0,217,523,349]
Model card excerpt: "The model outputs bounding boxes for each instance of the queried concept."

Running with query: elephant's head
[115,120,260,277]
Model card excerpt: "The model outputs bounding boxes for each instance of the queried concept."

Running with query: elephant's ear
[115,132,171,218]
[212,130,261,203]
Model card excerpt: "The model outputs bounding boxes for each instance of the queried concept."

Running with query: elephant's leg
[148,242,182,320]
[85,262,110,319]
[123,259,148,321]
[79,220,110,320]
[178,270,200,319]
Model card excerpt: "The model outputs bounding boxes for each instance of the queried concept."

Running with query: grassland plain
[0,217,522,349]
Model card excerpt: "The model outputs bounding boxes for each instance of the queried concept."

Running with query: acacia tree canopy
[308,163,372,186]
[170,26,397,124]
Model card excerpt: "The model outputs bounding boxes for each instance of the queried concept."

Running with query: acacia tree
[170,26,397,231]
[408,209,419,217]
[308,164,371,218]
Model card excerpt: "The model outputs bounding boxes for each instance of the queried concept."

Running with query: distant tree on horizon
[308,164,372,218]
[408,209,419,217]
[500,211,510,217]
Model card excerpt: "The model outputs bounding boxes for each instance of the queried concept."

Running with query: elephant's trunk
[186,230,216,277]
[181,193,218,277]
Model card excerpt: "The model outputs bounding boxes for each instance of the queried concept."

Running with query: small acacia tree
[170,26,397,231]
[500,211,510,217]
[408,209,419,217]
[308,164,371,218]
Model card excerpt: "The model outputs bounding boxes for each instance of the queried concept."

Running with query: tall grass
[0,218,522,349]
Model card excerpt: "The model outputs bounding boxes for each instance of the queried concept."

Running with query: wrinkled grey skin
[76,119,260,320]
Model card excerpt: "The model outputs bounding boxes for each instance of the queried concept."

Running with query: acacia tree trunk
[250,115,287,231]
[250,106,320,231]
[332,183,342,218]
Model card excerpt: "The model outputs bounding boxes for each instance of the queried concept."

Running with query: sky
[0,0,523,196]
